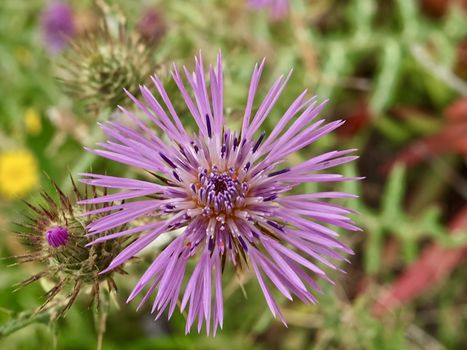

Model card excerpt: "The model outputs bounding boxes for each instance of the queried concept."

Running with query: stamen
[268,168,290,177]
[238,236,248,251]
[159,152,176,168]
[252,131,266,153]
[208,236,214,252]
[205,114,212,138]
[267,220,284,232]
[172,171,181,182]
[263,194,277,201]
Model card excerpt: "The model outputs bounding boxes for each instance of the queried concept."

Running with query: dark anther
[208,236,215,252]
[252,131,266,153]
[263,194,277,201]
[172,171,181,182]
[267,220,284,232]
[159,152,176,168]
[238,236,248,252]
[191,141,199,153]
[205,114,212,138]
[268,168,290,177]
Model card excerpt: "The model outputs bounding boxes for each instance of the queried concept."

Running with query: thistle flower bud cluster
[59,5,152,112]
[13,179,129,318]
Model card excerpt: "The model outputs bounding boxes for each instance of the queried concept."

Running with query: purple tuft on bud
[46,226,69,248]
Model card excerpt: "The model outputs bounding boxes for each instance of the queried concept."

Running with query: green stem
[0,308,52,338]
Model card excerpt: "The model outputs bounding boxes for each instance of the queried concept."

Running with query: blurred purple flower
[80,52,359,334]
[41,2,75,54]
[249,0,289,20]
[137,8,167,47]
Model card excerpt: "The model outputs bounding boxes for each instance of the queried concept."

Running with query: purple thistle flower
[46,226,69,248]
[249,0,289,20]
[40,2,75,54]
[81,51,360,335]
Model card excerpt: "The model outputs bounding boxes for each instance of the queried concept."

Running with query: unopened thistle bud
[13,178,129,318]
[59,4,152,112]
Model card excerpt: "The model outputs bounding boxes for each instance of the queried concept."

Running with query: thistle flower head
[59,6,151,112]
[82,52,360,334]
[40,2,75,54]
[249,0,289,20]
[14,179,128,318]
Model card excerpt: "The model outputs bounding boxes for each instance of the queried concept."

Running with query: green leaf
[382,165,406,224]
[317,44,348,101]
[348,0,376,38]
[401,237,418,264]
[0,309,51,338]
[437,230,467,248]
[370,39,402,114]
[366,225,383,274]
[396,0,419,39]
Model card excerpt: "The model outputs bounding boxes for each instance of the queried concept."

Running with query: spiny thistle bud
[12,178,129,318]
[59,3,152,112]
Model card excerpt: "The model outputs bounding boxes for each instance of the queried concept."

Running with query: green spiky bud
[13,178,129,318]
[59,4,153,112]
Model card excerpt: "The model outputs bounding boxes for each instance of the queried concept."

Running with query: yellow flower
[0,149,39,199]
[24,108,42,135]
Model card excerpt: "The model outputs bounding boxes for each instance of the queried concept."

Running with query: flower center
[197,167,247,216]
[210,173,233,194]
